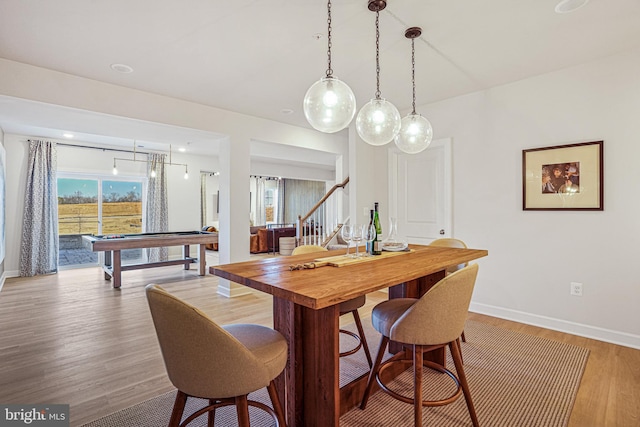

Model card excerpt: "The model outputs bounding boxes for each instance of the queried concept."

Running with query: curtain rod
[40,140,151,155]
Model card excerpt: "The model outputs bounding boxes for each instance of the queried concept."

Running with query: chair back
[145,284,271,398]
[291,245,328,255]
[429,238,468,274]
[390,263,479,345]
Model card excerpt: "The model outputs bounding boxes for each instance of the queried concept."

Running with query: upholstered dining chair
[360,264,480,427]
[291,245,373,367]
[145,284,288,427]
[429,237,469,343]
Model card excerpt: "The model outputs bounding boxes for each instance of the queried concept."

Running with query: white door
[388,138,452,245]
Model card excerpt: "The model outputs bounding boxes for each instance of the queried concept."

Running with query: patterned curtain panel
[283,179,326,225]
[146,153,168,262]
[19,140,59,276]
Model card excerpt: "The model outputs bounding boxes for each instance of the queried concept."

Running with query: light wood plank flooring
[0,258,638,426]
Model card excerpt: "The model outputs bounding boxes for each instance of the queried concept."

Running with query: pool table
[82,231,218,288]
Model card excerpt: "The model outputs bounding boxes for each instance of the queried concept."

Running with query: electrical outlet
[570,282,583,297]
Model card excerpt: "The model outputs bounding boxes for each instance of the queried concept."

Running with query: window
[57,175,145,268]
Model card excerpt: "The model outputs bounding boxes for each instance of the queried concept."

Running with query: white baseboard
[469,301,640,350]
[216,279,252,298]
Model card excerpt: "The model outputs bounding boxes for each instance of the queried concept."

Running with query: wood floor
[0,259,638,427]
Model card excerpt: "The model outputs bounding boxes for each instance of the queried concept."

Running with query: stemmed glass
[351,224,364,258]
[363,224,376,257]
[341,224,353,258]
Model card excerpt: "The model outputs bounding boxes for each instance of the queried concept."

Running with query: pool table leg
[183,244,190,270]
[112,250,121,288]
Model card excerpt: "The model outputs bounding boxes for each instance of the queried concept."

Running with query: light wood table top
[211,244,488,309]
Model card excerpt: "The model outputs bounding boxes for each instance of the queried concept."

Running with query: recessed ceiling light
[62,133,74,138]
[555,0,589,13]
[281,108,294,115]
[110,63,134,73]
[178,147,186,152]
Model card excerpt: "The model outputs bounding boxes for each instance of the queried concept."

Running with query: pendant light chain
[411,36,417,114]
[326,0,333,78]
[375,10,381,99]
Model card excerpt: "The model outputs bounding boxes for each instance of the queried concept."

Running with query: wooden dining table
[210,244,488,427]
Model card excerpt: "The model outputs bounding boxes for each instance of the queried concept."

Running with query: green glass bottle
[366,209,375,255]
[372,202,382,255]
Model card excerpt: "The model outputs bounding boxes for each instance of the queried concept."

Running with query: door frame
[387,137,453,241]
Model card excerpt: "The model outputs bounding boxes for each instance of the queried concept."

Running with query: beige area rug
[80,320,589,427]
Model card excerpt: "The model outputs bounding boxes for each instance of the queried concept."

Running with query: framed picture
[522,141,603,211]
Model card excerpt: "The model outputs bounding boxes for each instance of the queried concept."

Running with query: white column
[217,136,252,297]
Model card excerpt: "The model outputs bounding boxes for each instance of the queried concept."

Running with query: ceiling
[1,0,639,159]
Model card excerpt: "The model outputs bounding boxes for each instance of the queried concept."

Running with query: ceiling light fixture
[356,0,401,146]
[555,0,589,13]
[112,141,189,180]
[110,63,134,74]
[394,27,433,154]
[303,0,356,133]
[62,133,74,138]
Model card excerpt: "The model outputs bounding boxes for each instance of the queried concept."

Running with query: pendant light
[394,27,433,154]
[303,0,356,133]
[356,0,401,146]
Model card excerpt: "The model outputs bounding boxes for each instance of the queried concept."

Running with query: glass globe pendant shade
[356,98,401,146]
[394,113,433,154]
[303,76,356,133]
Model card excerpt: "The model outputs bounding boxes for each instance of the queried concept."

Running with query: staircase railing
[297,176,349,247]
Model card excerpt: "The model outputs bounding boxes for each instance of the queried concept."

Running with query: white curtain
[276,178,285,225]
[19,140,59,276]
[146,153,168,262]
[200,172,207,228]
[254,176,267,226]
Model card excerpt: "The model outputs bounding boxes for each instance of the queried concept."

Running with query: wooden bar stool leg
[169,391,187,427]
[207,399,216,427]
[235,395,251,427]
[450,340,480,427]
[414,344,424,427]
[267,380,286,426]
[360,336,389,410]
[352,309,373,367]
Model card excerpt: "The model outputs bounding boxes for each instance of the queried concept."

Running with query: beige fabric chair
[291,245,373,367]
[360,264,480,427]
[145,284,288,427]
[429,237,469,343]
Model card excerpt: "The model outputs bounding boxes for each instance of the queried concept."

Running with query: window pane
[57,178,99,267]
[102,180,144,265]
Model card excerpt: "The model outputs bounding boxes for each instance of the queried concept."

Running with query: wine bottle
[366,209,375,255]
[372,202,382,255]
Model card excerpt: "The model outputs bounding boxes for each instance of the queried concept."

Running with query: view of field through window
[57,177,144,267]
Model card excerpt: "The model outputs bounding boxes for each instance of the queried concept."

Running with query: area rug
[80,320,589,427]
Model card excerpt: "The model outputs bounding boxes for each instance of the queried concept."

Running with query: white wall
[374,48,640,348]
[0,127,5,287]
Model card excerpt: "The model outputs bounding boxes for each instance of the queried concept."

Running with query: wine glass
[363,224,376,256]
[341,224,353,257]
[351,224,363,258]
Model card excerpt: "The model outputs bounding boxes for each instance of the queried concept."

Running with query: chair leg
[235,395,251,427]
[360,336,389,410]
[267,380,287,427]
[413,344,424,427]
[461,330,467,343]
[207,399,216,427]
[450,339,479,427]
[352,309,373,368]
[168,390,188,427]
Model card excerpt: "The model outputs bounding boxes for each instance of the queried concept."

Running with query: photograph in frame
[522,141,603,211]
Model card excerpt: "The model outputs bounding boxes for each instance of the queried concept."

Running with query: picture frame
[522,141,603,211]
